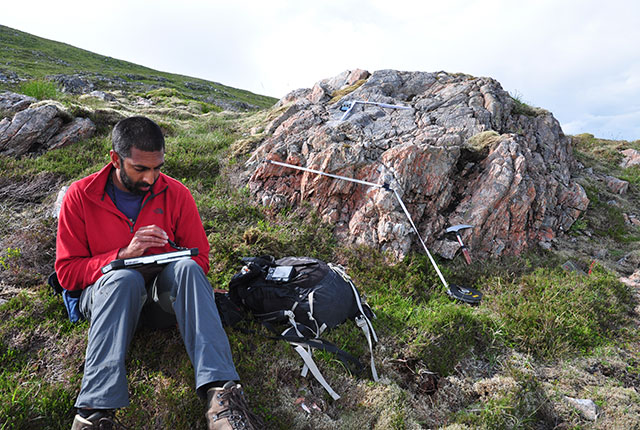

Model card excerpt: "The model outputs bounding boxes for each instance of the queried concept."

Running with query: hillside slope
[0,24,277,110]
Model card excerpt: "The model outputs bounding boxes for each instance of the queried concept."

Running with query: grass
[620,165,640,188]
[1,118,637,428]
[483,264,634,358]
[18,79,59,100]
[455,370,553,429]
[572,133,631,166]
[571,134,640,244]
[509,92,545,117]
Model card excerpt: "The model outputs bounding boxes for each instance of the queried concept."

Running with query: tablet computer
[101,248,199,274]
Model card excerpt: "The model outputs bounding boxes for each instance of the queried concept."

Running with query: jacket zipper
[127,185,168,233]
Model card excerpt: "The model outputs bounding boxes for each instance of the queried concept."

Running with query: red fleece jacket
[55,163,210,291]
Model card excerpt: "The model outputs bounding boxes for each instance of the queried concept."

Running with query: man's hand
[117,225,168,259]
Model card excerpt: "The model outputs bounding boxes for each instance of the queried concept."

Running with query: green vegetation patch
[510,92,547,117]
[620,165,640,188]
[483,264,634,358]
[572,133,629,166]
[18,79,60,100]
[0,136,111,180]
[0,287,86,430]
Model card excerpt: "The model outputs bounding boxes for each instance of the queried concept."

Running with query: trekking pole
[264,159,482,304]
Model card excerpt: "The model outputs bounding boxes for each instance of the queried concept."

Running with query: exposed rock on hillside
[0,91,35,113]
[45,73,260,111]
[0,92,96,156]
[247,69,589,259]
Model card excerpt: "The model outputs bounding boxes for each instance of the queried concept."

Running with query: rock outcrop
[620,148,640,169]
[0,92,96,156]
[247,69,589,259]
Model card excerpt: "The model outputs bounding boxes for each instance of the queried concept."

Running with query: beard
[119,168,154,196]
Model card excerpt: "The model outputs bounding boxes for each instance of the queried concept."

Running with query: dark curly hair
[112,116,165,158]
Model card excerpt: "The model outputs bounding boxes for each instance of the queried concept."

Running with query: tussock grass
[18,79,59,100]
[329,79,367,104]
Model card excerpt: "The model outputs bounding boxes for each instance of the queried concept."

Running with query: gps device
[265,265,297,283]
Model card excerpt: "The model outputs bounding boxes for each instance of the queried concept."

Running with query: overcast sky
[3,0,640,141]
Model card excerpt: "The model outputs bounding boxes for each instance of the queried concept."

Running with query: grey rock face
[50,74,95,94]
[247,69,589,259]
[0,99,95,156]
[0,91,36,115]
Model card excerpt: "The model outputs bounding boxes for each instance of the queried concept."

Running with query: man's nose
[143,170,156,185]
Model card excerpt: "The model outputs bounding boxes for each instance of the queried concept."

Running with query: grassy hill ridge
[0,24,277,109]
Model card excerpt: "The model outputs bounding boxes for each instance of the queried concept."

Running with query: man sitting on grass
[56,116,260,430]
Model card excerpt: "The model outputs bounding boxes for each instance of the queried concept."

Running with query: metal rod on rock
[267,159,386,189]
[339,100,412,121]
[265,159,449,290]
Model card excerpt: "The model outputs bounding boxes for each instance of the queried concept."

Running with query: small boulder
[0,104,63,156]
[605,175,629,195]
[563,396,599,421]
[50,74,95,94]
[87,90,117,102]
[45,117,96,150]
[620,148,640,168]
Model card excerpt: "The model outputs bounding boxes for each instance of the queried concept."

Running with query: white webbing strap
[292,343,341,400]
[329,263,379,379]
[307,291,321,336]
[282,326,313,379]
[284,310,304,338]
[356,316,379,381]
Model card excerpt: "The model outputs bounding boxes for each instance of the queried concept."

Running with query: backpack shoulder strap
[328,263,379,382]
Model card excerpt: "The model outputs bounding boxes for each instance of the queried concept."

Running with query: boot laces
[214,385,262,429]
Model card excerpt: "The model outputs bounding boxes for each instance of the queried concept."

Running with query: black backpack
[227,256,378,400]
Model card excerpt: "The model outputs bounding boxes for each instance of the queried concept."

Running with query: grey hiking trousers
[75,258,239,409]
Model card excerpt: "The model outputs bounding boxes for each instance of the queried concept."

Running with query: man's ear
[109,150,121,169]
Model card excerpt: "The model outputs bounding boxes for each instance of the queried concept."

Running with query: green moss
[329,79,368,104]
[466,130,500,152]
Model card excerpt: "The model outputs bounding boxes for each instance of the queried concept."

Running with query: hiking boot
[70,410,125,430]
[206,381,262,430]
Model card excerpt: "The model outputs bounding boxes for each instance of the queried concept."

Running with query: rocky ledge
[0,91,96,157]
